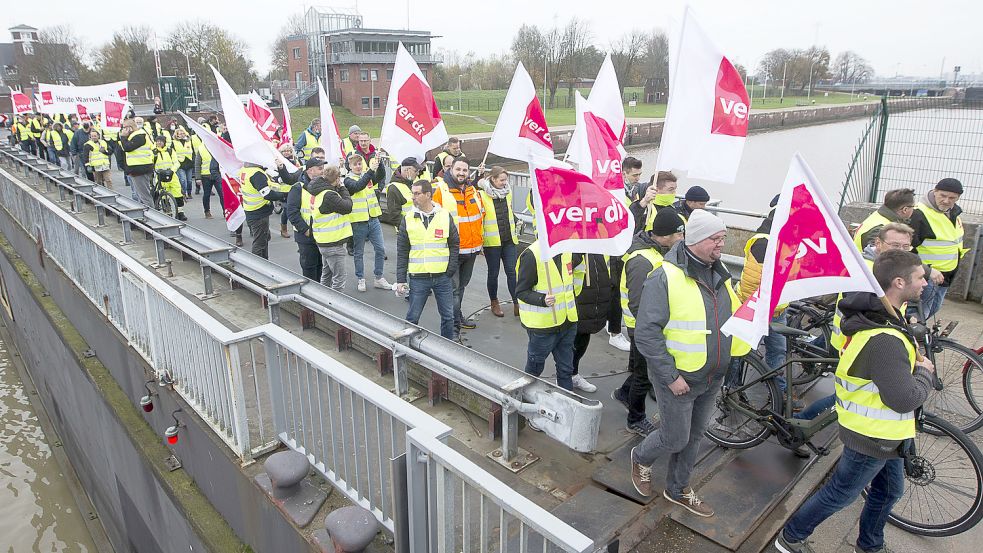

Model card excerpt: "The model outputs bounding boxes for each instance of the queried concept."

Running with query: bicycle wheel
[785,305,835,386]
[873,414,983,537]
[157,191,177,219]
[705,352,781,449]
[924,339,983,434]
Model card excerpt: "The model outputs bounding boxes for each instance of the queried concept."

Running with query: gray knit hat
[684,209,726,246]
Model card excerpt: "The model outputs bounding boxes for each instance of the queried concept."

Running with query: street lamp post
[211,53,221,73]
[780,61,787,104]
[370,69,377,117]
[458,74,463,112]
[807,59,817,101]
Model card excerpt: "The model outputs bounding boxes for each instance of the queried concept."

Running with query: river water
[0,335,98,552]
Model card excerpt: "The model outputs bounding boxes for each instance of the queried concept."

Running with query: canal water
[0,335,98,552]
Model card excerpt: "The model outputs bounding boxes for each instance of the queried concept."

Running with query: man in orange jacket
[433,156,485,337]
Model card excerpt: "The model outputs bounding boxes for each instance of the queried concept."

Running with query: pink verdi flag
[486,62,553,162]
[567,53,626,168]
[530,157,634,259]
[380,42,447,162]
[101,99,128,132]
[245,91,280,141]
[10,89,32,114]
[220,171,246,232]
[568,92,627,197]
[721,153,883,347]
[656,7,749,183]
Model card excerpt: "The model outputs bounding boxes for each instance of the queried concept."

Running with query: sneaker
[610,389,630,411]
[374,276,393,290]
[774,530,816,553]
[357,279,367,292]
[609,332,631,352]
[461,320,477,330]
[630,447,653,497]
[664,488,714,517]
[572,374,597,393]
[204,211,213,219]
[626,418,657,436]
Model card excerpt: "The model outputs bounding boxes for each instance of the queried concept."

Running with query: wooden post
[542,261,559,324]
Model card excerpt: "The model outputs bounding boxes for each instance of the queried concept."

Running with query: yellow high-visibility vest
[405,209,453,274]
[239,166,270,212]
[479,190,517,247]
[516,243,578,329]
[853,211,892,250]
[387,180,413,219]
[302,188,352,244]
[349,174,382,222]
[914,202,966,273]
[834,327,916,440]
[84,139,109,168]
[620,249,664,329]
[124,129,154,167]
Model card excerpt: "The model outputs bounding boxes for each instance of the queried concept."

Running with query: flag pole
[529,154,558,324]
[543,260,559,324]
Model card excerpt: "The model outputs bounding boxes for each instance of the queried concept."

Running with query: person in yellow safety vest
[341,124,361,157]
[295,118,322,161]
[301,161,354,291]
[478,166,519,318]
[607,156,645,353]
[13,115,34,154]
[673,186,710,221]
[569,253,612,394]
[515,240,581,399]
[28,114,43,157]
[395,179,460,340]
[343,152,391,292]
[152,136,187,220]
[82,130,112,188]
[775,249,935,553]
[48,122,72,169]
[907,178,968,320]
[629,210,751,510]
[612,209,685,436]
[387,157,422,222]
[171,127,195,198]
[852,188,916,250]
[239,163,289,259]
[433,136,463,172]
[120,118,156,205]
[630,170,683,233]
[190,132,216,216]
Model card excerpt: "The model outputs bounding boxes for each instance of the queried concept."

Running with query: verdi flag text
[380,42,448,163]
[486,62,553,162]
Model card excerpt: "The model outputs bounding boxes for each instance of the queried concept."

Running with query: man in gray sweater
[776,249,935,553]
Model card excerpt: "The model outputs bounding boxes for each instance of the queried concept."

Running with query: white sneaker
[374,276,393,290]
[357,279,367,292]
[609,332,631,352]
[572,374,597,393]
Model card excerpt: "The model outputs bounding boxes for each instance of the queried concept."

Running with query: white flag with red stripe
[721,153,883,347]
[278,93,293,149]
[9,88,33,114]
[245,91,280,141]
[318,79,345,165]
[380,42,448,163]
[212,66,295,173]
[179,112,246,232]
[656,8,749,183]
[566,53,626,167]
[487,62,553,162]
[568,92,628,198]
[220,171,247,231]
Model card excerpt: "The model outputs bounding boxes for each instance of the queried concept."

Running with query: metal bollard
[256,450,329,528]
[317,506,379,553]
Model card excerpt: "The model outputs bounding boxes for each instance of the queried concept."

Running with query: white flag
[721,153,883,347]
[212,66,294,172]
[486,62,553,162]
[380,42,448,163]
[278,93,293,148]
[318,79,346,166]
[656,8,749,183]
[568,92,628,197]
[566,53,625,167]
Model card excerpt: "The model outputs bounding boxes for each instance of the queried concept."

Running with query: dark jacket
[623,231,672,336]
[488,194,515,246]
[910,199,964,285]
[857,205,904,250]
[672,199,695,220]
[120,131,153,175]
[516,249,583,334]
[635,241,736,388]
[387,174,413,216]
[308,177,353,247]
[396,207,460,283]
[573,254,613,335]
[245,169,289,220]
[277,163,304,185]
[70,128,88,154]
[836,292,934,459]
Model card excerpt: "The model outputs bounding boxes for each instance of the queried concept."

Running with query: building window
[386,69,393,81]
[292,47,301,60]
[421,69,427,81]
[22,42,33,56]
[295,71,304,85]
[340,69,349,82]
[361,97,370,110]
[373,97,381,109]
[360,69,369,82]
[370,70,378,81]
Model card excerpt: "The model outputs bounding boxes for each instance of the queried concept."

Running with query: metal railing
[0,146,600,551]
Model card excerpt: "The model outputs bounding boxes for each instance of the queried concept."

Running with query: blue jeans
[783,447,905,552]
[793,393,836,420]
[524,324,577,390]
[484,243,518,302]
[351,217,385,279]
[453,253,478,326]
[406,275,456,339]
[913,279,948,320]
[201,175,223,214]
[176,167,193,196]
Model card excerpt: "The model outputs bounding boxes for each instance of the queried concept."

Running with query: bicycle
[706,324,983,536]
[151,172,178,219]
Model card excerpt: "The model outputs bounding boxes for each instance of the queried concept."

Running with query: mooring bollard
[319,505,378,553]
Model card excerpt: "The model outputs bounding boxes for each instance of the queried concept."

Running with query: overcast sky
[2,0,978,80]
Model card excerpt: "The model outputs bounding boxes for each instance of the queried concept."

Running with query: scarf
[480,178,511,199]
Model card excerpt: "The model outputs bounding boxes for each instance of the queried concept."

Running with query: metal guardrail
[0,147,597,551]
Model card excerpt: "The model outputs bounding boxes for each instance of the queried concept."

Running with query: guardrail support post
[95,205,106,227]
[58,184,66,202]
[151,239,167,268]
[72,192,83,213]
[268,299,281,326]
[197,263,218,300]
[120,220,133,244]
[393,352,409,396]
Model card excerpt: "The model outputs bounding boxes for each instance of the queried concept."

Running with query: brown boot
[280,224,290,238]
[513,303,520,317]
[490,299,504,317]
[235,236,244,247]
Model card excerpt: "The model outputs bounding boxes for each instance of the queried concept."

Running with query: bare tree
[511,24,546,86]
[610,30,647,92]
[19,25,86,84]
[758,47,830,93]
[641,29,669,82]
[167,21,258,90]
[833,51,874,84]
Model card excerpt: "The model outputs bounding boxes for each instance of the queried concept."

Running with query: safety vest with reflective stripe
[239,166,270,212]
[662,262,752,371]
[620,249,664,329]
[643,199,678,231]
[834,327,917,440]
[84,140,109,168]
[191,135,213,176]
[154,148,180,188]
[435,182,483,254]
[13,122,31,141]
[914,203,966,273]
[103,127,119,141]
[302,188,352,244]
[405,208,453,274]
[348,174,382,222]
[29,119,42,138]
[853,210,892,250]
[172,138,193,165]
[479,190,516,247]
[48,129,64,151]
[302,130,321,159]
[517,243,578,329]
[342,136,356,156]
[124,129,154,167]
[830,258,876,352]
[387,180,413,219]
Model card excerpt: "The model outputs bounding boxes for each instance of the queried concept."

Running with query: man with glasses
[853,188,916,250]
